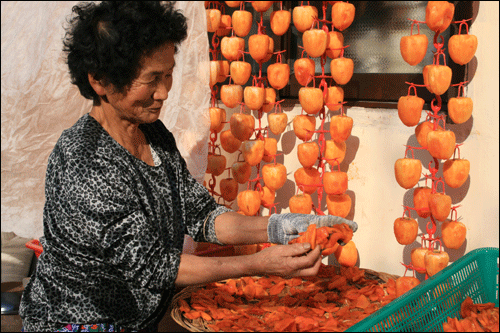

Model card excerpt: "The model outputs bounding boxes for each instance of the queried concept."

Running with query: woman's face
[104,42,176,124]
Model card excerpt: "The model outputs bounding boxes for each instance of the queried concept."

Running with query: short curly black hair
[63,1,188,105]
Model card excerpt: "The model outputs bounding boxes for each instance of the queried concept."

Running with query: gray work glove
[267,213,358,245]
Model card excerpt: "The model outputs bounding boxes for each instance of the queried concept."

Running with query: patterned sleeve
[149,121,233,245]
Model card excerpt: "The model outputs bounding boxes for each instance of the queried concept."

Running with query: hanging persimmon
[289,193,313,214]
[230,61,252,85]
[294,57,316,86]
[393,217,419,245]
[448,97,473,124]
[293,114,316,141]
[262,137,277,163]
[428,192,452,222]
[323,170,348,195]
[232,9,253,37]
[326,193,351,218]
[443,158,470,188]
[221,36,245,61]
[425,1,455,34]
[413,186,432,218]
[220,129,242,154]
[231,161,252,184]
[292,5,318,33]
[297,142,320,168]
[331,1,355,32]
[220,178,239,202]
[294,167,321,195]
[268,112,288,135]
[441,220,467,249]
[244,85,266,110]
[237,190,261,216]
[400,33,428,66]
[329,114,353,143]
[426,128,456,160]
[331,57,354,85]
[394,157,422,189]
[220,84,243,108]
[267,63,290,90]
[324,85,344,112]
[397,95,425,127]
[448,34,478,65]
[262,163,287,191]
[241,139,265,166]
[299,87,324,115]
[270,9,291,36]
[262,87,276,113]
[422,64,452,96]
[303,28,328,58]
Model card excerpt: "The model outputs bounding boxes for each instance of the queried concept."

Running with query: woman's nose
[154,77,171,101]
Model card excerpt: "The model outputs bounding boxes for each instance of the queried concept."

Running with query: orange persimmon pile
[178,264,399,332]
[442,296,499,332]
[288,223,353,256]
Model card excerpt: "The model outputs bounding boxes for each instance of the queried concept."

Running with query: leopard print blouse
[19,113,232,331]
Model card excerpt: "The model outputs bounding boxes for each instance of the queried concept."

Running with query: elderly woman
[19,2,357,332]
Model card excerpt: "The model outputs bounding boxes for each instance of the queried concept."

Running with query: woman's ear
[88,73,107,96]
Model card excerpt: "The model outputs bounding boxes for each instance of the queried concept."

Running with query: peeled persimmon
[220,178,238,202]
[292,5,318,33]
[393,217,418,245]
[262,137,277,163]
[324,140,346,166]
[297,142,319,168]
[441,220,466,249]
[326,193,351,218]
[395,276,420,297]
[241,139,265,166]
[334,240,357,267]
[260,186,275,207]
[323,171,348,195]
[268,112,288,135]
[231,161,251,184]
[289,193,313,214]
[293,114,316,141]
[294,167,321,195]
[299,87,324,115]
[262,163,287,191]
[230,113,255,142]
[220,129,241,154]
[237,190,261,216]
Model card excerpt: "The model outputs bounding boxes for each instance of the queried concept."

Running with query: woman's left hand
[251,242,322,278]
[267,213,358,245]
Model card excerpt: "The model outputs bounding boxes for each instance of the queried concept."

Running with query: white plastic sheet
[1,1,210,239]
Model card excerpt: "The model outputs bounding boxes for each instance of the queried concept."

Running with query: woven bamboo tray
[169,267,400,332]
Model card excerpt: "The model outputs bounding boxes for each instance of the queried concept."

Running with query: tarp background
[1,1,210,240]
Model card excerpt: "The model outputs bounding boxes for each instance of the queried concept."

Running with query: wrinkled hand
[253,242,322,278]
[267,213,358,245]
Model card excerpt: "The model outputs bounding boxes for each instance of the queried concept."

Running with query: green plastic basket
[347,247,499,332]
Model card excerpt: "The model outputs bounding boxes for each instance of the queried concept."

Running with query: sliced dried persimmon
[328,276,347,290]
[183,310,201,320]
[178,299,191,313]
[274,317,296,331]
[286,277,303,286]
[200,311,212,321]
[269,280,286,295]
[254,284,269,298]
[313,292,328,303]
[355,294,370,309]
[336,306,350,317]
[305,223,317,249]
